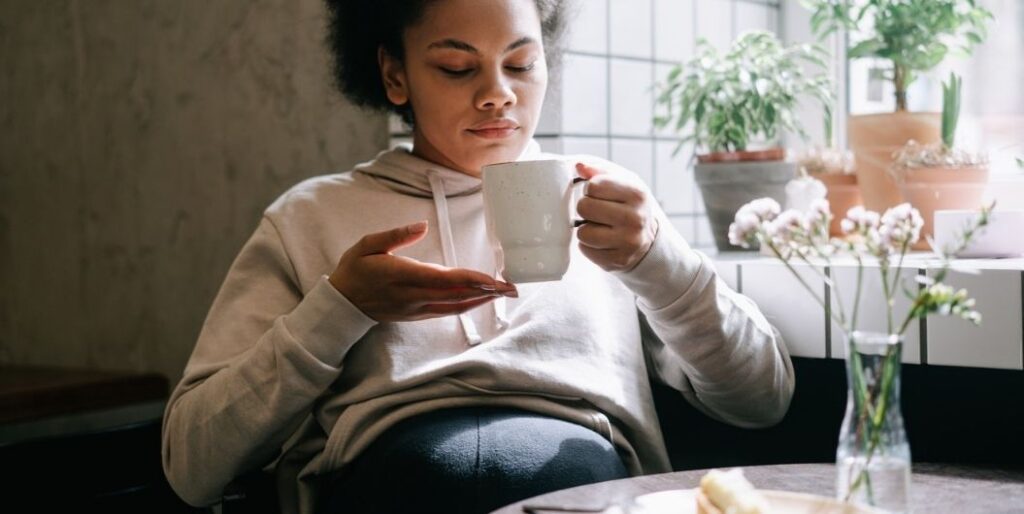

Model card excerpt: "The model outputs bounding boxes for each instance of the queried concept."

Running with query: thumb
[575,162,604,180]
[358,221,429,255]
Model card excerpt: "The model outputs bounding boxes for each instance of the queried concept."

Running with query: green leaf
[810,9,826,36]
[652,30,834,156]
[855,4,870,24]
[941,72,962,149]
[848,39,885,59]
[667,66,683,81]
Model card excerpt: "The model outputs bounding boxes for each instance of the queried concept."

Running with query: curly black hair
[324,0,568,127]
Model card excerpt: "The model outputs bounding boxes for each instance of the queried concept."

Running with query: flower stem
[795,251,847,328]
[768,242,845,327]
[888,241,910,301]
[879,261,894,334]
[844,343,899,504]
[851,254,864,333]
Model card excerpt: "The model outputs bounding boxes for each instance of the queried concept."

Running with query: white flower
[728,212,761,248]
[842,206,881,234]
[728,194,990,354]
[805,198,832,242]
[729,198,782,248]
[740,198,782,222]
[767,209,805,245]
[810,198,831,222]
[879,203,924,249]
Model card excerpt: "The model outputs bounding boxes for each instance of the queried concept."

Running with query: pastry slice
[696,468,770,514]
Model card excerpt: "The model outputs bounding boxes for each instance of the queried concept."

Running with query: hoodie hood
[353,140,542,198]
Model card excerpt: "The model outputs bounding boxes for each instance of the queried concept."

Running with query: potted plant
[795,111,860,237]
[891,73,989,250]
[803,0,993,212]
[654,30,833,251]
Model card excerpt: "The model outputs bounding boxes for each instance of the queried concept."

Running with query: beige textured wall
[0,0,388,383]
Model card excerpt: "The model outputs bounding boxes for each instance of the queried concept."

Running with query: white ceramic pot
[933,209,1024,257]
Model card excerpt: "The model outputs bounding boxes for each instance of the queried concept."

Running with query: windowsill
[711,253,1024,371]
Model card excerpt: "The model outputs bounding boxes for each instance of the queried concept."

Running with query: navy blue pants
[316,407,630,514]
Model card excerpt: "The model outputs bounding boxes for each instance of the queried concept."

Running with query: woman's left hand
[575,162,659,272]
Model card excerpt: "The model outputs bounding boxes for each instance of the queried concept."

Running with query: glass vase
[836,331,912,513]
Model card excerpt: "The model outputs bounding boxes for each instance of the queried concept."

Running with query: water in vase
[837,454,911,513]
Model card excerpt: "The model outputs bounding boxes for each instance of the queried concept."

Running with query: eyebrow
[426,36,537,55]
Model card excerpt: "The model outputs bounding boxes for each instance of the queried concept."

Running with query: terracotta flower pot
[697,147,786,164]
[848,112,941,213]
[695,148,795,251]
[896,165,989,251]
[815,173,862,237]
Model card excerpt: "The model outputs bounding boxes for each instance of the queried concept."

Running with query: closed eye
[439,62,536,77]
[506,62,536,73]
[440,67,473,77]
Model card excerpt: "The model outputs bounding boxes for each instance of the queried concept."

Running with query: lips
[467,118,520,139]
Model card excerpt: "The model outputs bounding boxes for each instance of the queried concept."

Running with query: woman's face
[380,0,548,177]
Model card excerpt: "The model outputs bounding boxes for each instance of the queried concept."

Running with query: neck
[410,132,481,178]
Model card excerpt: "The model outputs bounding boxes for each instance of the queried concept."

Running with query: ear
[378,46,409,106]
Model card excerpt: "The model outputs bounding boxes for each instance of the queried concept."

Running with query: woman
[161,1,795,513]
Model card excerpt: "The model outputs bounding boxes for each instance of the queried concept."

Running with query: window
[846,0,1023,177]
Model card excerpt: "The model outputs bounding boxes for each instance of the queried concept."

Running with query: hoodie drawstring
[493,287,509,332]
[427,170,482,346]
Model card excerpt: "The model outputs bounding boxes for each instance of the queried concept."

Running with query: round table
[491,463,1024,513]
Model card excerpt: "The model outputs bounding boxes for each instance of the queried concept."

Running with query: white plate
[626,488,884,514]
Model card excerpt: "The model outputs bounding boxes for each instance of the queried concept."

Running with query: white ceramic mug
[482,159,586,283]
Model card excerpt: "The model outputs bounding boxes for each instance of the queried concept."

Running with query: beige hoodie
[161,141,795,514]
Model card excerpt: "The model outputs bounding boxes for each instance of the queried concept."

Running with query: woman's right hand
[328,221,517,322]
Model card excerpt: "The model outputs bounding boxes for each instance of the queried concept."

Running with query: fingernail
[409,221,428,233]
[502,290,519,298]
[477,284,497,292]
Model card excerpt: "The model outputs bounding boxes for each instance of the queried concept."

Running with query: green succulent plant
[802,0,993,112]
[654,31,834,155]
[940,72,962,150]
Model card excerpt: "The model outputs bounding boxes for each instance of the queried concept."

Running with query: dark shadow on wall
[653,357,1024,471]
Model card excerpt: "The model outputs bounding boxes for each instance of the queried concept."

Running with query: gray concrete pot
[695,160,795,251]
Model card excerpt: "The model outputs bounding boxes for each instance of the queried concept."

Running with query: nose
[475,69,516,111]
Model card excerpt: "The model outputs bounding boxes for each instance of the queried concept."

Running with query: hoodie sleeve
[161,215,376,507]
[613,212,795,428]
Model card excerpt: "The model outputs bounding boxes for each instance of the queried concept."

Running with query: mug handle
[572,177,589,227]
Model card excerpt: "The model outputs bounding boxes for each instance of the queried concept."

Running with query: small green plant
[891,71,986,173]
[803,0,992,112]
[940,72,962,150]
[654,31,834,155]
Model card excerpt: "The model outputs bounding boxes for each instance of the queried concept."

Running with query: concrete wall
[0,0,388,383]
